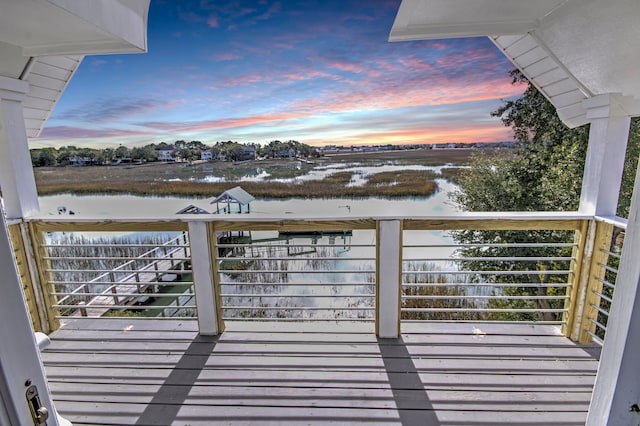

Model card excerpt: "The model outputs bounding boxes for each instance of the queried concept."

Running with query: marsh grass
[439,167,466,184]
[34,150,477,198]
[36,170,440,198]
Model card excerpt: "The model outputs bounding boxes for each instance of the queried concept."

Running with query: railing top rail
[594,214,628,230]
[25,211,591,230]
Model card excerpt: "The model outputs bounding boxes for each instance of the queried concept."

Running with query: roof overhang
[390,0,640,128]
[1,0,149,57]
[0,0,150,138]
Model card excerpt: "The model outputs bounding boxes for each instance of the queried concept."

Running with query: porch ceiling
[390,0,640,128]
[0,0,150,138]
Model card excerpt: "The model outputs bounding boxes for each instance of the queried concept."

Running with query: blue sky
[35,0,524,149]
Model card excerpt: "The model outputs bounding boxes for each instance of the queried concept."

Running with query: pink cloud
[141,111,308,133]
[304,125,512,147]
[273,42,294,50]
[222,74,267,87]
[215,53,242,61]
[40,126,149,139]
[397,58,435,72]
[287,76,523,117]
[328,62,366,74]
[207,15,219,28]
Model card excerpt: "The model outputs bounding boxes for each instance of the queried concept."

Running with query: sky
[35,0,525,149]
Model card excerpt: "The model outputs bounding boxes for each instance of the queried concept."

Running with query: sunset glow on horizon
[34,0,524,149]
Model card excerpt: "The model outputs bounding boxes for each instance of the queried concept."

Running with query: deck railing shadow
[135,334,219,426]
[378,336,441,425]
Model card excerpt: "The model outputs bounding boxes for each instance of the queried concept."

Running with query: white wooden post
[578,94,632,217]
[377,220,402,338]
[188,222,221,335]
[0,76,40,220]
[0,207,59,425]
[586,155,640,425]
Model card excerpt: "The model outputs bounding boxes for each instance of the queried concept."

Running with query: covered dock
[211,186,255,214]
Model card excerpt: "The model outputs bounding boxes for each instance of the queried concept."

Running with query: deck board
[42,319,600,425]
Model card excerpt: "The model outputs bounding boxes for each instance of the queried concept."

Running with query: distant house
[237,146,256,161]
[69,156,92,166]
[158,147,174,161]
[433,143,457,149]
[201,151,213,161]
[275,148,296,158]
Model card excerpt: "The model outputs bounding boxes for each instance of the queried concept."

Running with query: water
[38,168,470,319]
[38,179,460,218]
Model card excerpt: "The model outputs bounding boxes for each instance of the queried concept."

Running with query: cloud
[215,53,242,61]
[327,62,366,74]
[55,98,168,123]
[39,126,149,139]
[255,2,281,21]
[178,10,205,24]
[90,59,108,67]
[207,15,220,28]
[222,74,268,87]
[139,111,308,134]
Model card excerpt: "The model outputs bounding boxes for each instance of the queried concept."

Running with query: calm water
[40,175,481,319]
[39,179,460,218]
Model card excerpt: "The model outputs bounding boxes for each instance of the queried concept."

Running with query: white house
[158,148,174,161]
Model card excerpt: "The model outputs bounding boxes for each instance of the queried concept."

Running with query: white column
[0,75,40,220]
[188,222,220,335]
[0,206,59,425]
[586,151,640,425]
[579,93,632,217]
[377,220,402,338]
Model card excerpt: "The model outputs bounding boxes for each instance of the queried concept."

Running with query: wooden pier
[59,236,192,318]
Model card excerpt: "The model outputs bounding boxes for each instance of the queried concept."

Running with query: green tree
[452,70,590,321]
[453,72,640,322]
[114,145,129,159]
[618,119,640,218]
[31,148,57,167]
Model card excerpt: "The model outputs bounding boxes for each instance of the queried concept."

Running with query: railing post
[562,220,590,337]
[6,222,44,332]
[27,223,60,332]
[188,221,224,335]
[376,220,402,338]
[567,220,613,343]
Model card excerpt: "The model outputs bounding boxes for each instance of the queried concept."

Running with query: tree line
[30,139,320,167]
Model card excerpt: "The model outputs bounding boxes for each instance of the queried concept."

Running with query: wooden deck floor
[41,319,600,425]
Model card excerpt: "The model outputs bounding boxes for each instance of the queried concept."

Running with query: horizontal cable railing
[21,215,594,334]
[402,229,577,324]
[40,231,196,319]
[216,231,376,321]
